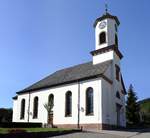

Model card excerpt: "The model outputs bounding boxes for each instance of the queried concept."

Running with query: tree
[44,96,54,126]
[0,108,12,123]
[126,84,140,125]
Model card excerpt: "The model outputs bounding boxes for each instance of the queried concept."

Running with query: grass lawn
[0,128,72,134]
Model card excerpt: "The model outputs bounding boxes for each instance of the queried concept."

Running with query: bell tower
[94,12,119,50]
[91,10,123,65]
[90,8,126,128]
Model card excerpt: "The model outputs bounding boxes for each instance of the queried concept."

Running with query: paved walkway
[101,129,150,138]
[50,129,150,138]
[51,132,124,138]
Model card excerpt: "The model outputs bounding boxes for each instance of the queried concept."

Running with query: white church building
[12,11,126,130]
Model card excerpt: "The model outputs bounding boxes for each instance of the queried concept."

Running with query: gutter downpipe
[27,92,31,122]
[77,80,80,129]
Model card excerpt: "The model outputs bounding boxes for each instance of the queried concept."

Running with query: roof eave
[93,14,120,28]
[12,96,18,100]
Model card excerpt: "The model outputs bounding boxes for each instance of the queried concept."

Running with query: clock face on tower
[99,21,106,29]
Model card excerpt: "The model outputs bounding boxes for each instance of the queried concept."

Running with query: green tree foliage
[138,98,150,124]
[44,97,54,115]
[126,84,140,125]
[0,108,12,123]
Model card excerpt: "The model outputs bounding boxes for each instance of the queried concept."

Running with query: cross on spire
[105,3,108,14]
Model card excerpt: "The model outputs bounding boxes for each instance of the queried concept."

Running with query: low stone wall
[56,123,115,130]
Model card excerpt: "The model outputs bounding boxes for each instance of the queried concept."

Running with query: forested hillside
[138,98,150,124]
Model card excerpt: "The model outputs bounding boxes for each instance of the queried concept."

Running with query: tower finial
[105,3,108,14]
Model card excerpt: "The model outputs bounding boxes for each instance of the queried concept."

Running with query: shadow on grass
[0,129,81,138]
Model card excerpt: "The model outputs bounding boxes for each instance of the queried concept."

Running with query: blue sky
[0,0,149,108]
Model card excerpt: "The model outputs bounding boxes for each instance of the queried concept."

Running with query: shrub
[0,122,42,128]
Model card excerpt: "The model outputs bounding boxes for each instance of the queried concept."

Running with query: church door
[116,104,122,126]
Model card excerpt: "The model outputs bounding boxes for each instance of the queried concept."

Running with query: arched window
[86,87,94,115]
[65,91,72,117]
[115,34,118,46]
[20,99,25,119]
[99,32,106,44]
[48,94,54,111]
[116,91,120,99]
[33,97,39,119]
[115,64,120,81]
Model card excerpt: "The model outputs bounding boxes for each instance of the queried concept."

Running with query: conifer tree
[126,84,140,125]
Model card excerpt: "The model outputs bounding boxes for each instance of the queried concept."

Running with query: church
[12,10,126,130]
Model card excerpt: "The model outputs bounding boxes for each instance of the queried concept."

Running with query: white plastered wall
[101,78,114,125]
[13,78,103,125]
[112,52,126,127]
[93,50,114,65]
[12,99,18,122]
[79,79,102,124]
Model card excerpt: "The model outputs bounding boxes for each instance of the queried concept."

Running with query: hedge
[0,122,42,128]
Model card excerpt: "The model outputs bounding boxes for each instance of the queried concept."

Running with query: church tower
[91,10,126,127]
[91,10,123,65]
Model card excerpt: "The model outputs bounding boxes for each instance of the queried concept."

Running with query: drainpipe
[27,92,31,122]
[77,81,80,129]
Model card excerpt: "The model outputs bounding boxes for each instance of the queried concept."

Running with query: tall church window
[48,94,54,111]
[115,34,118,46]
[116,91,120,99]
[86,87,94,115]
[65,91,72,117]
[115,64,120,81]
[48,94,54,105]
[33,97,39,119]
[20,99,25,119]
[99,32,106,44]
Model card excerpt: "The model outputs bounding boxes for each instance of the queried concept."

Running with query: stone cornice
[90,45,123,59]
